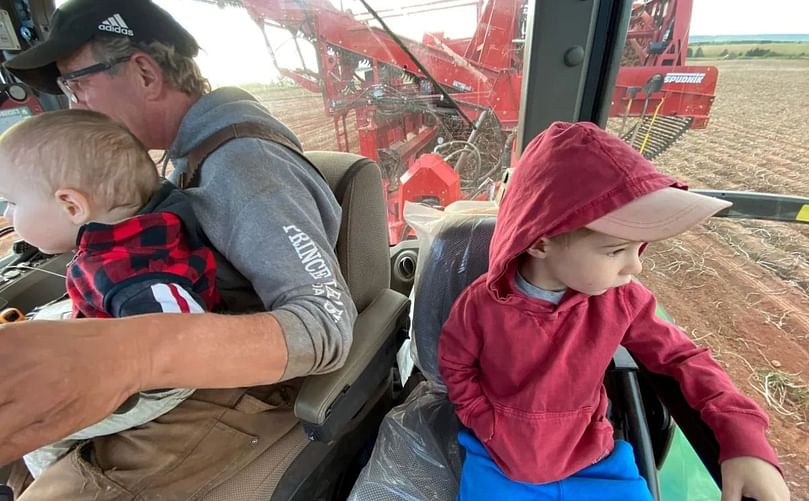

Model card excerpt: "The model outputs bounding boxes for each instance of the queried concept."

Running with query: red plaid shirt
[67,209,219,319]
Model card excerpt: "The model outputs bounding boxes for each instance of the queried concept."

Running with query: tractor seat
[242,151,411,500]
[349,213,496,501]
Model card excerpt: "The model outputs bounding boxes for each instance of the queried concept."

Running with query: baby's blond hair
[0,109,159,212]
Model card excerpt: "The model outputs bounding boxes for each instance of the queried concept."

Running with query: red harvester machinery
[239,0,717,243]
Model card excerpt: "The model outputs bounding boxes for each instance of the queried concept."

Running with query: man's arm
[107,249,306,391]
[183,139,357,380]
[0,311,289,464]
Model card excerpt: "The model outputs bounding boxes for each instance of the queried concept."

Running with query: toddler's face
[0,174,79,255]
[541,230,645,296]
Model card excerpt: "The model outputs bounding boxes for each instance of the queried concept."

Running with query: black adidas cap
[4,0,199,94]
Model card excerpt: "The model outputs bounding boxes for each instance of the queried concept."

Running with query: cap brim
[585,187,732,242]
[4,37,86,94]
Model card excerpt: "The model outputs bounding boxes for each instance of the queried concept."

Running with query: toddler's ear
[525,237,550,259]
[54,188,91,225]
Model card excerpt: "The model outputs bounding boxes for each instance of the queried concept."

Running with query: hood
[487,121,684,300]
[139,180,202,238]
[77,181,201,252]
[167,87,302,175]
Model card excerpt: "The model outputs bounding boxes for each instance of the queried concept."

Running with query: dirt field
[243,83,360,153]
[1,58,807,497]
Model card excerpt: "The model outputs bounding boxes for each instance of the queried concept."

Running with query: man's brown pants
[17,383,310,500]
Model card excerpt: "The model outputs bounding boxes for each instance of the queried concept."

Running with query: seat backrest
[412,216,496,383]
[305,151,390,312]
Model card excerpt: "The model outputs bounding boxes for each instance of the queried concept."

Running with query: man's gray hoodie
[167,87,356,380]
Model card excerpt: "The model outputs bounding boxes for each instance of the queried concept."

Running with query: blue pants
[457,430,653,501]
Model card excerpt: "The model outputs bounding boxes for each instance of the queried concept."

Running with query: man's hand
[0,311,289,465]
[0,318,141,465]
[721,456,790,501]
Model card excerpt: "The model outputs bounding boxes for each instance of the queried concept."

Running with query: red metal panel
[397,153,461,216]
[391,125,439,167]
[609,66,718,128]
[463,0,521,69]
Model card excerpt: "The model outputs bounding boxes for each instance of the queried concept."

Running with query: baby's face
[0,173,78,255]
[542,230,645,296]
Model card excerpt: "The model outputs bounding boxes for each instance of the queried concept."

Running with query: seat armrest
[612,346,639,371]
[294,288,410,442]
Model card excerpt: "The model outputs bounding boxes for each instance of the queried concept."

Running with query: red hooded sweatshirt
[438,121,779,484]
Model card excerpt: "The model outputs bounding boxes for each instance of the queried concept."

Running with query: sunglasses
[55,56,131,103]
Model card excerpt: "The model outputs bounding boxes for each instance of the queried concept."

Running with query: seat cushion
[411,217,496,382]
[347,380,462,501]
[305,151,390,312]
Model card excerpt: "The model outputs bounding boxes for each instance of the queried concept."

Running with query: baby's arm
[109,279,207,317]
[438,286,495,442]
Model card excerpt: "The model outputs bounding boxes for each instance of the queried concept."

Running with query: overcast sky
[690,0,809,36]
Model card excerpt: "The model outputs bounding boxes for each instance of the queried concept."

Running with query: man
[1,0,356,498]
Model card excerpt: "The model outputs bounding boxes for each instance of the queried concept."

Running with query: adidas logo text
[98,14,134,37]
